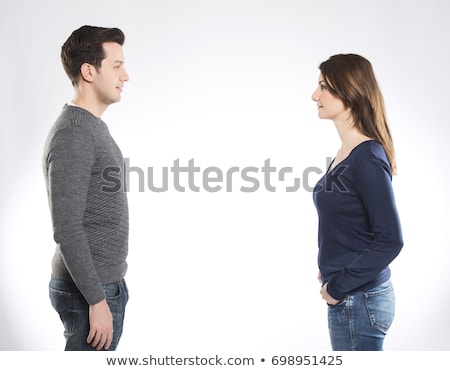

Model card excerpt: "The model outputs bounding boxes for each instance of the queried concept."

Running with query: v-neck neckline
[326,140,374,175]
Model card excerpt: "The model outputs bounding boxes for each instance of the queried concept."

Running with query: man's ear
[80,63,96,83]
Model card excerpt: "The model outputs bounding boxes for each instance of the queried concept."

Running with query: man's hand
[87,299,113,350]
[320,282,340,305]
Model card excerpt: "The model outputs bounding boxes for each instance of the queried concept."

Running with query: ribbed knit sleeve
[46,127,106,304]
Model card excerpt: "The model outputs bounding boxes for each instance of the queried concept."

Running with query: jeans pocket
[103,282,121,300]
[103,280,128,301]
[364,283,395,333]
[49,284,81,336]
[327,298,347,308]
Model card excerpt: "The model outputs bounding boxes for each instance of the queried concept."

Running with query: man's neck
[71,98,107,118]
[71,85,108,118]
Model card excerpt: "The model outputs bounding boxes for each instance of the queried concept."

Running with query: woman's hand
[320,282,340,305]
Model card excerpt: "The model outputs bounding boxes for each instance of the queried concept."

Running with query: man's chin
[109,96,122,105]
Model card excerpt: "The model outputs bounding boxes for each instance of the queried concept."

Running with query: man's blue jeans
[327,280,395,351]
[49,275,129,351]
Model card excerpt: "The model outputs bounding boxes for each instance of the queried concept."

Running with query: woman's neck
[334,120,372,151]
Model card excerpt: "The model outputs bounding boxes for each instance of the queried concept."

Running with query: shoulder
[53,105,101,130]
[352,140,392,178]
[352,140,389,164]
[44,123,95,159]
[46,105,102,146]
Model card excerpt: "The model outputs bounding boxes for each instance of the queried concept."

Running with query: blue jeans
[327,280,395,351]
[49,276,129,351]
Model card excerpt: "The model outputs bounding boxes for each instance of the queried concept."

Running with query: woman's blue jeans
[327,280,395,351]
[49,275,129,351]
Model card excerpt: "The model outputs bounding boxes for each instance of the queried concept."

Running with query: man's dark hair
[61,25,125,86]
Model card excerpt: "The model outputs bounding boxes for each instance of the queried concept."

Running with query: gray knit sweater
[43,105,128,305]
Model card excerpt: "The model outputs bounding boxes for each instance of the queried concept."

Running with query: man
[43,25,130,351]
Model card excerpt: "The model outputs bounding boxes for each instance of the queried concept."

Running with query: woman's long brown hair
[319,54,397,175]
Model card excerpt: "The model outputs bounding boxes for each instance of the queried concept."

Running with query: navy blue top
[313,140,403,300]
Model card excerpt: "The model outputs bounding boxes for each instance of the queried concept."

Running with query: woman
[311,54,403,351]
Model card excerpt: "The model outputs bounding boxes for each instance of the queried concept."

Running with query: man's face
[93,42,129,106]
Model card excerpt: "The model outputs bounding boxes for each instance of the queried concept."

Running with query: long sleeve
[46,127,106,304]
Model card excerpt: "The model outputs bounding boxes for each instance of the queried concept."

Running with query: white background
[1,0,449,353]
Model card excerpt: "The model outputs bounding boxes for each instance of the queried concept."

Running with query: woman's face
[311,73,349,122]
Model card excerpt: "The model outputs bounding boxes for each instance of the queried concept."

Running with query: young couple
[43,25,403,351]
